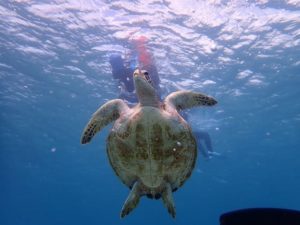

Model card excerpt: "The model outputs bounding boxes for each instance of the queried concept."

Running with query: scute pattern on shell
[107,107,197,195]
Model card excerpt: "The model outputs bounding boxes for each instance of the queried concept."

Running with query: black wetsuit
[112,66,135,93]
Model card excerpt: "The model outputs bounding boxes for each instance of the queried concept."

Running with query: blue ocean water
[1,1,300,225]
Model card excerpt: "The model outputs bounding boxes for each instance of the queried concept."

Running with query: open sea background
[1,1,300,225]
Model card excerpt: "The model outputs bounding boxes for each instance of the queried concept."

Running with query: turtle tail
[120,181,176,218]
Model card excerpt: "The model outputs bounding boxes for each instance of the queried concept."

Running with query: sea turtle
[81,69,217,218]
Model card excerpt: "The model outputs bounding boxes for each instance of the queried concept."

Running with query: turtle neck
[134,77,160,107]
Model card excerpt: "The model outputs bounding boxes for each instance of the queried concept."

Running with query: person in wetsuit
[109,36,215,159]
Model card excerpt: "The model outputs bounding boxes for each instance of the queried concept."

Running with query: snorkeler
[109,35,215,159]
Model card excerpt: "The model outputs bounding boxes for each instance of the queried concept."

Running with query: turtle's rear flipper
[120,181,141,218]
[162,183,176,218]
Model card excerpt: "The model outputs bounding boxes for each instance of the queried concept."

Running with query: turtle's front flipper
[81,99,129,144]
[120,181,141,218]
[164,90,217,111]
[161,183,176,218]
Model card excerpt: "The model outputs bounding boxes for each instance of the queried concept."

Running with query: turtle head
[134,69,153,87]
[133,69,159,107]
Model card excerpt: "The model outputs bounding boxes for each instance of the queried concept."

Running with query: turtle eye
[143,72,151,83]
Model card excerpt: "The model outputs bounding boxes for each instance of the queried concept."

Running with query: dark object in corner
[220,208,300,225]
